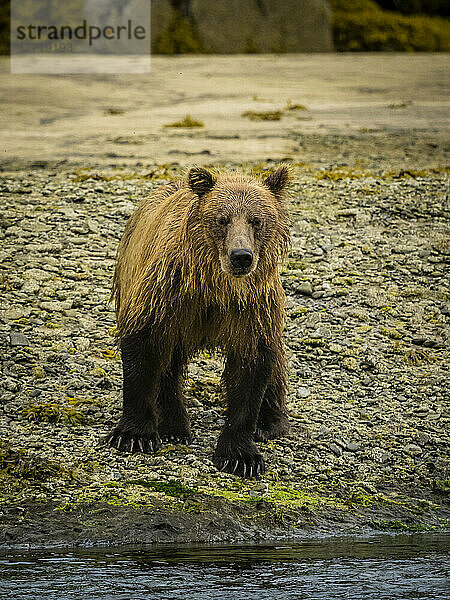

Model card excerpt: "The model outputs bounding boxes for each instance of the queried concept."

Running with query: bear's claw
[215,455,265,478]
[105,430,160,454]
[161,434,191,445]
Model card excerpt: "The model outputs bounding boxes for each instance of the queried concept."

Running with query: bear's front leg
[157,345,192,445]
[107,328,162,454]
[214,341,275,478]
[255,352,290,441]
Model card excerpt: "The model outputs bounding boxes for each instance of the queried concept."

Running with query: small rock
[3,378,19,392]
[423,338,441,348]
[187,398,201,408]
[337,208,358,217]
[404,444,422,456]
[334,437,348,448]
[297,386,310,398]
[329,443,342,457]
[87,219,99,233]
[361,356,376,370]
[74,337,90,351]
[2,308,31,321]
[9,331,29,346]
[440,305,450,317]
[331,309,346,319]
[416,432,430,445]
[40,301,72,312]
[312,291,324,299]
[115,201,135,217]
[329,343,343,353]
[345,442,361,452]
[297,282,313,296]
[22,268,53,281]
[318,426,331,437]
[343,357,358,371]
[311,327,330,339]
[371,448,392,463]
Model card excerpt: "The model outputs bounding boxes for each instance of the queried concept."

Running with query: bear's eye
[216,216,229,226]
[250,217,262,228]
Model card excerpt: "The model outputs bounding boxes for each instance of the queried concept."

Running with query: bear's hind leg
[255,377,290,442]
[107,328,162,454]
[157,345,191,445]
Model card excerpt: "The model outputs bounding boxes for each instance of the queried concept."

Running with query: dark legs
[107,328,163,453]
[107,329,289,474]
[157,345,191,444]
[214,340,282,477]
[255,357,290,441]
[107,333,191,453]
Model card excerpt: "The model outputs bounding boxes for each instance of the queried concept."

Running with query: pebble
[297,386,311,398]
[311,327,330,339]
[345,442,361,452]
[404,444,422,457]
[318,426,331,437]
[9,331,29,346]
[329,443,343,457]
[337,208,358,217]
[297,282,313,296]
[371,449,391,464]
[416,432,430,445]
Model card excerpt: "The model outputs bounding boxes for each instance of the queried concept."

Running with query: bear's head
[188,166,290,278]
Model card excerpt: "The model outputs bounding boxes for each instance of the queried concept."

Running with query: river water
[0,533,449,600]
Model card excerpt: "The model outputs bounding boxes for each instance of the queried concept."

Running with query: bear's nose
[230,248,253,269]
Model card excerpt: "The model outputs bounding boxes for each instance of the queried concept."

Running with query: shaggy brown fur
[107,166,291,477]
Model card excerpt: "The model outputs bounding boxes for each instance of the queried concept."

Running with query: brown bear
[106,166,291,477]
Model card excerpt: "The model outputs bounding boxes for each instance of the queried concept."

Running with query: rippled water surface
[1,534,449,600]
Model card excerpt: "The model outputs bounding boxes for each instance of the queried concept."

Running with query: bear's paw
[105,427,161,454]
[213,440,265,478]
[254,417,291,442]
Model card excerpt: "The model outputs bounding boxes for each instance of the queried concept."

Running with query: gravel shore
[1,155,448,546]
[0,55,448,546]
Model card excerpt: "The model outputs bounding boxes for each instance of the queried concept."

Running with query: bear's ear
[188,167,216,197]
[263,166,291,197]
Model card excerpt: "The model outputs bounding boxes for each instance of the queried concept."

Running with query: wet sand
[1,54,449,168]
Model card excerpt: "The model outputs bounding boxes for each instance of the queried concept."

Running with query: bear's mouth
[230,268,251,278]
